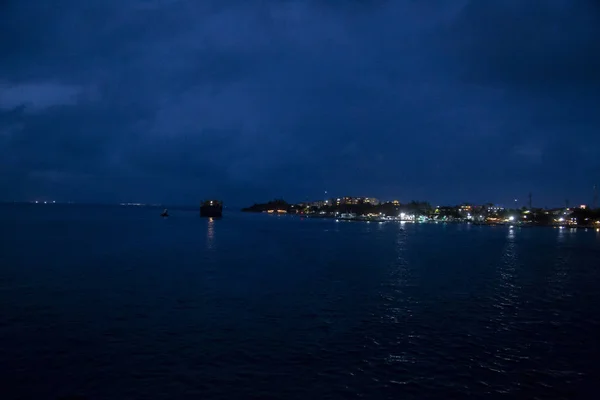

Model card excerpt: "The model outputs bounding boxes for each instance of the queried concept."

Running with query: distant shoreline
[242,198,600,229]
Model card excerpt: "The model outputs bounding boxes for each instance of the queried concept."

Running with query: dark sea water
[1,204,600,399]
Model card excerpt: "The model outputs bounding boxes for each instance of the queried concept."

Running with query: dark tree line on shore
[241,199,290,212]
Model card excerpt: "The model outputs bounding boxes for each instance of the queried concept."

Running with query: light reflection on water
[557,226,566,244]
[498,226,520,316]
[380,227,410,325]
[206,217,215,249]
[549,226,574,300]
[393,227,409,287]
[380,226,416,366]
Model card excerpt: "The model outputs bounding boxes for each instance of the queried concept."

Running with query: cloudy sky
[1,0,599,206]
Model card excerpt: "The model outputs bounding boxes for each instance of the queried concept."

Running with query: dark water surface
[1,204,600,399]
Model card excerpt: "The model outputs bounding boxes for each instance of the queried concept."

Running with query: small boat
[161,209,169,217]
[200,200,223,218]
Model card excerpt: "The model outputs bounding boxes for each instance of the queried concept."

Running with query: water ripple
[1,208,599,399]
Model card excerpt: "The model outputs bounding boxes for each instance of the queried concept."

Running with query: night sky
[1,1,599,207]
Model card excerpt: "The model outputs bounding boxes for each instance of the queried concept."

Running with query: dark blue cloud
[1,0,598,206]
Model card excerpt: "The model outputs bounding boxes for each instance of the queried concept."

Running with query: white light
[508,216,515,221]
[558,217,564,222]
